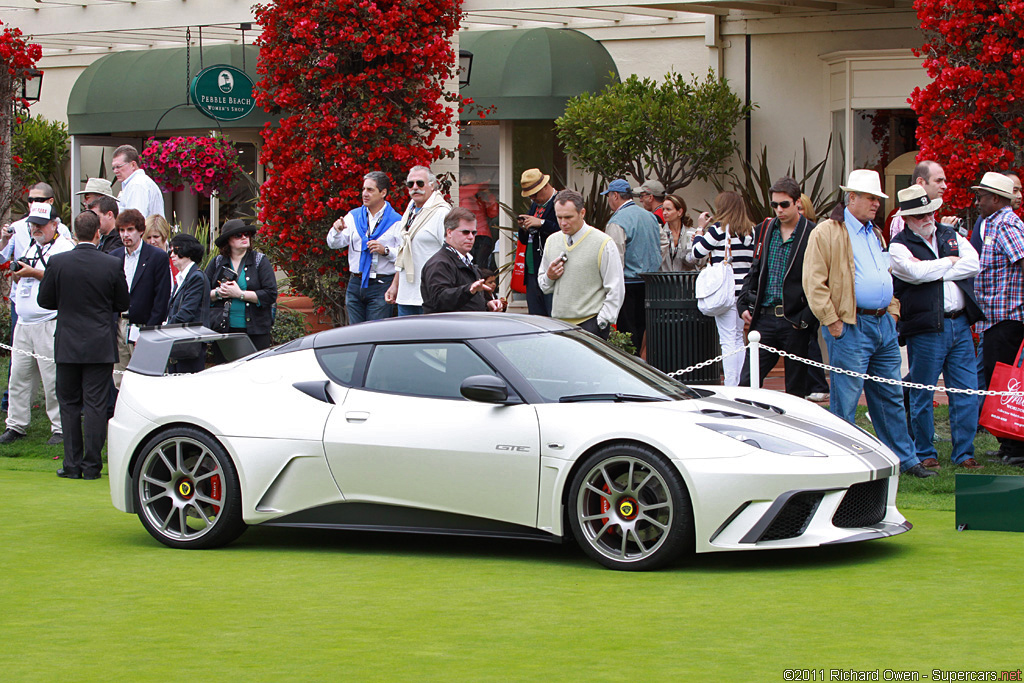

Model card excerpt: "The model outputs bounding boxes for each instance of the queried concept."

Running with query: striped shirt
[691,222,756,294]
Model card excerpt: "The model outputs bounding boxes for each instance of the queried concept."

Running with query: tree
[0,19,42,224]
[555,71,753,194]
[910,0,1024,212]
[254,0,464,321]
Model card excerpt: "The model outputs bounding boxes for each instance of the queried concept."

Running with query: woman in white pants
[688,191,756,385]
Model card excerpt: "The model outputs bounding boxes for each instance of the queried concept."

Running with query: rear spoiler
[127,324,258,376]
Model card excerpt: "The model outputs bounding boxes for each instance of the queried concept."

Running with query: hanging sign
[190,64,256,122]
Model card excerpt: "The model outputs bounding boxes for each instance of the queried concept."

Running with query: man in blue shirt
[803,169,935,478]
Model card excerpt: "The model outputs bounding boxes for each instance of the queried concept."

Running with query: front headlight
[698,423,823,456]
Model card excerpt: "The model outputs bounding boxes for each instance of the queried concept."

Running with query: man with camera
[0,204,75,447]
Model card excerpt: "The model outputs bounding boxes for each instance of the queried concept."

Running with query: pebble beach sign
[190,64,256,122]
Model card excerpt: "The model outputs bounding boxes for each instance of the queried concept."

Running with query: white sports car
[108,313,909,571]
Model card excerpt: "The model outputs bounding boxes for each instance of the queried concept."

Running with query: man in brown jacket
[802,169,934,478]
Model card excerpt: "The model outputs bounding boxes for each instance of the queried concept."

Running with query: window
[316,346,366,386]
[364,343,496,399]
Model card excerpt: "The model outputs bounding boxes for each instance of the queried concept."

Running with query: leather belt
[855,307,887,317]
[761,304,786,317]
[944,309,965,319]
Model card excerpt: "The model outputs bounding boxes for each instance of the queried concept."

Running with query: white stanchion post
[748,330,761,389]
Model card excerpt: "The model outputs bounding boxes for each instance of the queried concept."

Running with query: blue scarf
[354,202,402,288]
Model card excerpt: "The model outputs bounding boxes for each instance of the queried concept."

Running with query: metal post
[748,330,760,389]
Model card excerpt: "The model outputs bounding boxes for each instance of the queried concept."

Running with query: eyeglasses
[27,197,48,203]
[770,200,793,209]
[456,229,477,236]
[111,162,130,171]
[406,180,426,188]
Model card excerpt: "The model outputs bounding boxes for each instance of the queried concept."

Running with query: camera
[10,261,23,273]
[219,266,238,284]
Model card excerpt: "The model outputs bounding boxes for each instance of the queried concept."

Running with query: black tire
[567,443,693,571]
[132,426,246,549]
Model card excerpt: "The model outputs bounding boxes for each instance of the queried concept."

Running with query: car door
[321,341,541,528]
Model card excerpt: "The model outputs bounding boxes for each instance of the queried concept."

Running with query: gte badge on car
[496,444,530,452]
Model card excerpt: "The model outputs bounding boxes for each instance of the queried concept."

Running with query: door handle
[345,411,369,423]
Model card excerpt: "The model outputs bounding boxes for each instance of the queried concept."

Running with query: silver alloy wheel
[137,436,227,543]
[575,455,673,564]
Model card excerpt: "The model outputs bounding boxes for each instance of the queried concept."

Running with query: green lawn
[2,357,1022,680]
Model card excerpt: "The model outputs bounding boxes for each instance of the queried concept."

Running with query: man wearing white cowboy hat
[973,171,1024,465]
[890,184,984,470]
[74,177,119,212]
[803,169,935,478]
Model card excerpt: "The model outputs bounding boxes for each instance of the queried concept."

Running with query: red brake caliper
[210,475,222,515]
[599,484,615,535]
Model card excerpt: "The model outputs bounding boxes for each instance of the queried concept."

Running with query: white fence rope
[4,334,1023,396]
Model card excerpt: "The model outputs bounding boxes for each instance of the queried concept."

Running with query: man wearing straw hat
[75,177,118,212]
[517,169,560,316]
[890,184,983,470]
[974,171,1024,465]
[803,169,935,478]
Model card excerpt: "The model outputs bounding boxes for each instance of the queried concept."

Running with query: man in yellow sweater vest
[538,190,624,340]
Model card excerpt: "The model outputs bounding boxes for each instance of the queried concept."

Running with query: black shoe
[82,472,101,480]
[903,464,938,478]
[0,428,27,445]
[57,468,82,479]
[46,433,63,446]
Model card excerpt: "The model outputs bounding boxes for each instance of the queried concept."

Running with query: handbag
[979,340,1024,441]
[695,224,736,317]
[510,240,527,293]
[210,301,231,333]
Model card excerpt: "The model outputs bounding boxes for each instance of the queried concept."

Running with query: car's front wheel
[567,443,693,571]
[132,427,246,549]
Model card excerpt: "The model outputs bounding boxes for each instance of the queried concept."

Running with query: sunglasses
[456,229,477,236]
[770,200,793,209]
[27,197,48,203]
[406,180,426,188]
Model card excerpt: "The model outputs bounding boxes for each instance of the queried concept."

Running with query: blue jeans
[397,304,423,317]
[345,277,392,325]
[906,316,978,464]
[975,334,986,393]
[823,313,919,471]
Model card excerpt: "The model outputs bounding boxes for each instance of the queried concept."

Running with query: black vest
[891,223,983,338]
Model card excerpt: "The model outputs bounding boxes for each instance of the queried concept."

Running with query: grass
[2,357,1023,679]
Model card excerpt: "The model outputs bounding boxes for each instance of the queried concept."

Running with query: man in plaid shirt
[737,176,821,396]
[974,172,1024,465]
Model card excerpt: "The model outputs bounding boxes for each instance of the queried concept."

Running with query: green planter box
[955,474,1024,532]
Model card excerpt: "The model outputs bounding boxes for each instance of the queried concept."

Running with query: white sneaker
[805,392,829,402]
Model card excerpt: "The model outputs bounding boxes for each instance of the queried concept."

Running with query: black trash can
[641,272,720,383]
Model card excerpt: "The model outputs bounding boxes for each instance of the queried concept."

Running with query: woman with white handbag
[687,191,756,385]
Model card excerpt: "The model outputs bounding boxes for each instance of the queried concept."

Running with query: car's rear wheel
[567,444,693,571]
[132,427,246,549]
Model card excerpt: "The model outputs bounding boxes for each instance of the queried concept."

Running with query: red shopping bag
[980,340,1024,440]
[510,240,527,293]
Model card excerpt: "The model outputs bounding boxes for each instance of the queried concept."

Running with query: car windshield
[490,330,695,403]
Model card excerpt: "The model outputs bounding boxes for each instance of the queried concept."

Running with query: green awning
[460,28,619,121]
[68,45,276,135]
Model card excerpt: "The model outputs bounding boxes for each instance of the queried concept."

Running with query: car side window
[364,342,495,399]
[316,346,366,386]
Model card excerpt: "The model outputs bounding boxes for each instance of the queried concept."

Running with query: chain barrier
[4,336,1022,396]
[0,342,183,376]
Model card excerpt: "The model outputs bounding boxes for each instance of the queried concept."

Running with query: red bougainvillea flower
[140,135,243,198]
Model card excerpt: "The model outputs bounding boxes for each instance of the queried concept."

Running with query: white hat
[74,177,116,198]
[897,185,943,216]
[840,169,888,199]
[26,202,57,225]
[971,172,1016,200]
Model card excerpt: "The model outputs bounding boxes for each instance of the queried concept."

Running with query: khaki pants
[6,318,61,434]
[112,318,133,389]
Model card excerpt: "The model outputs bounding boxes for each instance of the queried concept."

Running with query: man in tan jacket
[803,169,935,479]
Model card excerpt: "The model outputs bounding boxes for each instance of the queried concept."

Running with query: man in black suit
[420,208,502,313]
[38,211,130,480]
[111,209,171,388]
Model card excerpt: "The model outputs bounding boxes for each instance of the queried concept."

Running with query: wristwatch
[597,318,609,330]
[384,246,390,256]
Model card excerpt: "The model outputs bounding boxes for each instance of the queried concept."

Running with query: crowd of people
[3,149,1022,483]
[0,144,278,479]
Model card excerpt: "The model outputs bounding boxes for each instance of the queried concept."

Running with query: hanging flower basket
[140,136,243,197]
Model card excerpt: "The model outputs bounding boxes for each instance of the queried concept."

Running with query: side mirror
[460,375,510,404]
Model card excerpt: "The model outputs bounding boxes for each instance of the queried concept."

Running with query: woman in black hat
[205,219,278,360]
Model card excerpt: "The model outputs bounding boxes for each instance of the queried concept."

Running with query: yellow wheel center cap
[618,498,638,520]
[178,480,193,498]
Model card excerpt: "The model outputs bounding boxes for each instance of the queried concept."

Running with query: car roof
[306,312,574,349]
